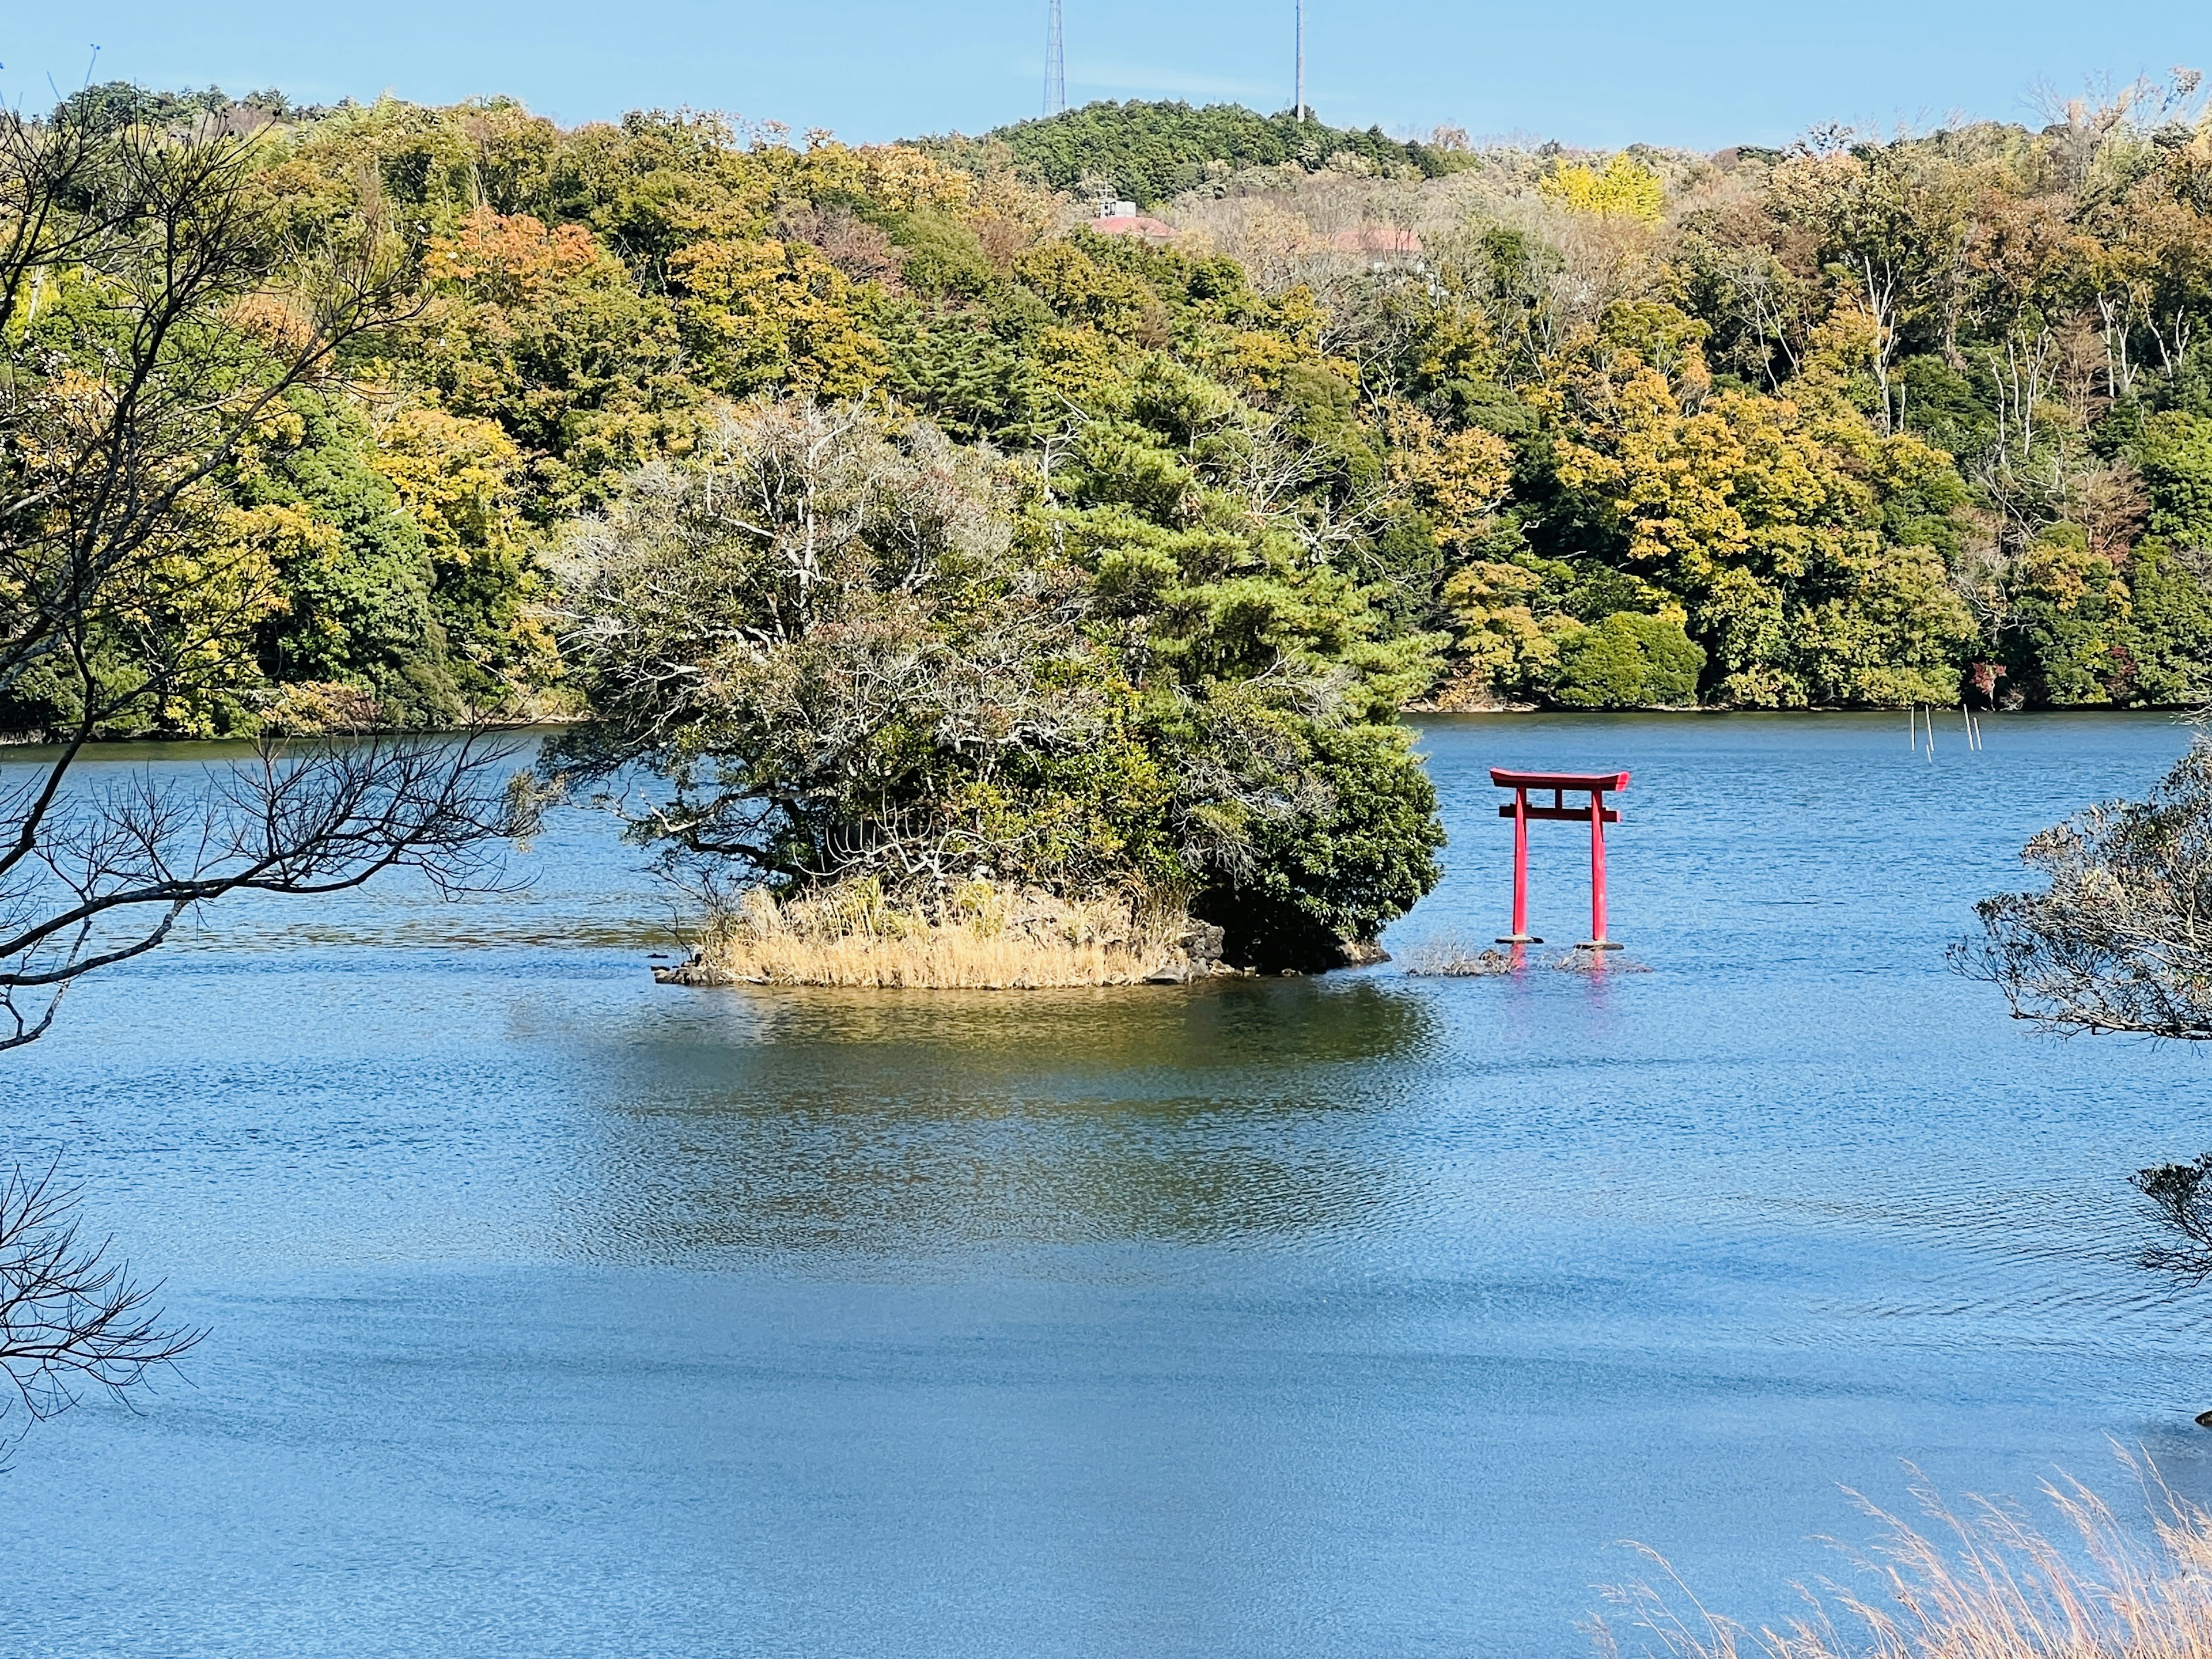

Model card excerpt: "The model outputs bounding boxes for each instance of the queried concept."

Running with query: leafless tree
[1,732,530,1048]
[552,402,1105,895]
[1955,743,2212,1382]
[0,1161,200,1461]
[2,109,406,722]
[0,102,535,1434]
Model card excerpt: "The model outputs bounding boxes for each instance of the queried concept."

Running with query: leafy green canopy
[172,96,1441,956]
[52,80,302,137]
[555,386,1443,965]
[934,100,1464,207]
[1552,613,1705,708]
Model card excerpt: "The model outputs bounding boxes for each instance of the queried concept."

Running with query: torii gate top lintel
[1489,767,1630,951]
[1487,768,1630,793]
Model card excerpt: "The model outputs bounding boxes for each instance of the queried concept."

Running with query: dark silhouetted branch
[0,1161,200,1456]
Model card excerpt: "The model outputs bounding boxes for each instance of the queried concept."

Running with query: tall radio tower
[1044,0,1066,117]
[1294,0,1305,122]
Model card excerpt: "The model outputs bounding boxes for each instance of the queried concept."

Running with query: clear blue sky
[5,0,2205,150]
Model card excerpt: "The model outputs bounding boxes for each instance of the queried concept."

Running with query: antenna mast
[1045,0,1066,117]
[1294,0,1305,122]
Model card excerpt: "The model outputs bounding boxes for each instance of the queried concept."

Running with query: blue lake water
[7,712,2212,1657]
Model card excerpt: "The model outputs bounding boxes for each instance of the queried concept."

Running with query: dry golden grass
[667,878,1191,990]
[1590,1453,2212,1659]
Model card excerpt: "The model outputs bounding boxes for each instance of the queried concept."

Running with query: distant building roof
[1327,224,1422,256]
[1091,213,1176,241]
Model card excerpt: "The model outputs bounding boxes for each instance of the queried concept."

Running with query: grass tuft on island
[656,878,1248,990]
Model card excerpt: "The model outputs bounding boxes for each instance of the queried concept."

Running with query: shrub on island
[551,400,1445,979]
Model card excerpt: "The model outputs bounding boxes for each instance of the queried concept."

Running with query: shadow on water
[569,976,1442,1256]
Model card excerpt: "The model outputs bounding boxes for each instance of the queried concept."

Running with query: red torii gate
[1490,769,1630,951]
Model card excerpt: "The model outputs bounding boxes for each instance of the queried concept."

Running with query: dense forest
[24,83,2212,737]
[12,81,2212,960]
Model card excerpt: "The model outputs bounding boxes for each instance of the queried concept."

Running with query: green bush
[1548,612,1704,708]
[2137,412,2212,549]
[2123,540,2212,706]
[1198,722,1445,970]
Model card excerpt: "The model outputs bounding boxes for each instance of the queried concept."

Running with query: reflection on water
[9,713,2212,1659]
[646,972,1438,1065]
[579,980,1438,1255]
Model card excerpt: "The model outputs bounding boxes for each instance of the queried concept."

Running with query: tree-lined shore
[21,81,2212,743]
[12,80,2212,970]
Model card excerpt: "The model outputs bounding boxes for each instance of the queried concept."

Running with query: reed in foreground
[1590,1454,2212,1659]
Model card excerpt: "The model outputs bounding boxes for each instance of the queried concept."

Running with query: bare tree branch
[0,1160,201,1460]
[0,731,531,1050]
[0,98,527,1054]
[2132,1154,2212,1282]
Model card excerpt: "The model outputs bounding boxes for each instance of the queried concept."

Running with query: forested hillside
[19,81,2212,746]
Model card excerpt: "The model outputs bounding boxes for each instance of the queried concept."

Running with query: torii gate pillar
[1490,769,1630,951]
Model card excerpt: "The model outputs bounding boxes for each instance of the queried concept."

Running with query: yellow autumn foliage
[125,500,309,737]
[668,237,888,397]
[1546,308,1974,706]
[1437,560,1571,702]
[372,407,564,685]
[1379,400,1514,553]
[1539,153,1666,222]
[373,407,526,571]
